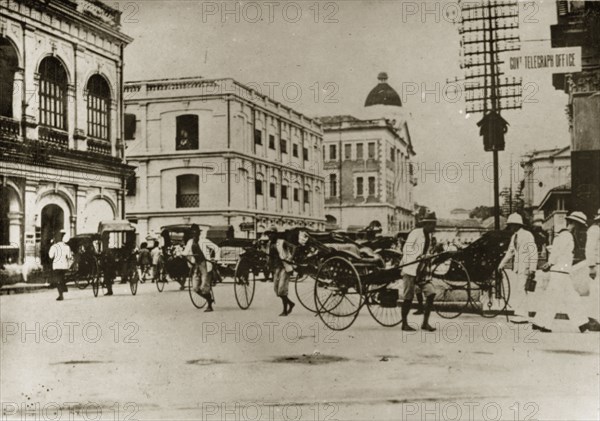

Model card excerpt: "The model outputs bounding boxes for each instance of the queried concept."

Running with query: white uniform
[585,224,600,271]
[585,224,600,320]
[400,228,429,277]
[534,229,587,332]
[498,228,538,319]
[48,242,72,270]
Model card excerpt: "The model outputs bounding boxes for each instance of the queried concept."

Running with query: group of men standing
[499,210,600,332]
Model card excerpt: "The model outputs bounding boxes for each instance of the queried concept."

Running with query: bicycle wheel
[479,269,511,318]
[234,258,256,310]
[314,256,363,331]
[295,272,317,313]
[366,285,403,327]
[188,269,208,309]
[156,260,166,292]
[431,258,471,319]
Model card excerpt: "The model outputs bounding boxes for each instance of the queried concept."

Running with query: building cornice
[6,0,132,45]
[125,149,325,181]
[124,77,322,135]
[126,208,326,223]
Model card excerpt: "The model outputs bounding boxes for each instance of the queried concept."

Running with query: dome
[364,72,402,107]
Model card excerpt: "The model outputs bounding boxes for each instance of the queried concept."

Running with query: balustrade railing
[38,126,68,149]
[0,116,20,139]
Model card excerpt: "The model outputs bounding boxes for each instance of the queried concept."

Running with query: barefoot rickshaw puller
[184,224,214,312]
[264,226,299,316]
[400,212,438,332]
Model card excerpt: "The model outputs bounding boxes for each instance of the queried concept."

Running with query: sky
[108,0,570,217]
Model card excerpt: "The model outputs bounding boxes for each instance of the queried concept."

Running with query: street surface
[1,280,599,421]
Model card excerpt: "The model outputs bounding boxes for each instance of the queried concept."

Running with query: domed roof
[364,72,402,107]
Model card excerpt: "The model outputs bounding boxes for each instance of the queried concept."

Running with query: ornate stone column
[12,68,24,134]
[67,83,76,149]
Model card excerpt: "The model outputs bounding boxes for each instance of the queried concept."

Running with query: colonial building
[318,73,417,234]
[123,77,325,239]
[0,0,133,266]
[519,146,571,236]
[551,0,600,219]
[521,146,571,213]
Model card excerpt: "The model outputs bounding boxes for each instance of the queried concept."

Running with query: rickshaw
[94,220,139,296]
[157,225,257,310]
[157,225,204,292]
[66,233,100,290]
[311,230,513,330]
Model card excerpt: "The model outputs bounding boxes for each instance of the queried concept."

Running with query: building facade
[551,0,600,219]
[0,0,133,266]
[520,146,571,213]
[319,74,417,235]
[124,77,325,240]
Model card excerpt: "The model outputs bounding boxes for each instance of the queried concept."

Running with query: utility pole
[458,0,522,230]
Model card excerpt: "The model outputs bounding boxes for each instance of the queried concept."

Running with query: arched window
[0,38,18,119]
[176,174,199,208]
[87,75,111,140]
[38,57,68,130]
[176,114,199,150]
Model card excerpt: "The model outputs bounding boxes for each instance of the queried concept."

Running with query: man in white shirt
[585,209,600,281]
[400,212,438,332]
[536,211,589,332]
[48,230,72,301]
[497,213,538,323]
[183,224,213,311]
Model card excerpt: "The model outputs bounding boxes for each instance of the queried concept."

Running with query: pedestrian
[265,226,296,316]
[150,241,162,283]
[535,211,589,333]
[183,224,213,312]
[531,216,549,264]
[399,211,438,332]
[137,242,152,282]
[584,209,600,330]
[585,209,600,281]
[497,213,538,323]
[48,230,73,301]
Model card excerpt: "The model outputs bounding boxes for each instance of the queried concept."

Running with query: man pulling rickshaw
[183,224,214,312]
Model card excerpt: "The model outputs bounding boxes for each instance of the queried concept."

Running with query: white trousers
[533,271,588,332]
[506,270,534,319]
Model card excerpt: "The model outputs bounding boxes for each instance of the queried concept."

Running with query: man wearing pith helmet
[498,213,538,324]
[536,211,590,333]
[585,209,600,281]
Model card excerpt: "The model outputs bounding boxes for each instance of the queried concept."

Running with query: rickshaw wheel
[188,270,208,309]
[129,268,139,296]
[366,285,403,327]
[478,269,511,318]
[92,273,100,297]
[294,272,317,313]
[314,256,363,331]
[234,258,256,310]
[431,258,471,319]
[156,260,166,292]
